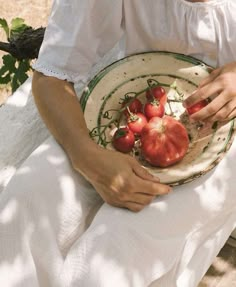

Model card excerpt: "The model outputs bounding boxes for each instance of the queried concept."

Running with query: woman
[1,0,236,286]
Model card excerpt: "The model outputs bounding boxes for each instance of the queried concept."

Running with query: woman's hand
[76,143,171,212]
[183,62,236,122]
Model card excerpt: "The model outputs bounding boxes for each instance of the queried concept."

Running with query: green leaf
[10,18,30,39]
[0,55,16,87]
[11,18,28,32]
[0,54,31,93]
[0,18,9,38]
[2,55,17,73]
[11,76,19,93]
[0,73,11,84]
[16,60,30,82]
[7,17,33,44]
[0,63,11,76]
[11,59,30,92]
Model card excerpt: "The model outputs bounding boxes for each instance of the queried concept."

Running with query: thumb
[198,67,220,88]
[132,161,160,183]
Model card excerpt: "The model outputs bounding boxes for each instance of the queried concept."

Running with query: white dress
[1,1,236,287]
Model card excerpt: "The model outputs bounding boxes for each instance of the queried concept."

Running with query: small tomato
[146,86,167,105]
[144,101,165,120]
[186,100,208,115]
[127,112,148,135]
[121,97,143,117]
[112,127,135,153]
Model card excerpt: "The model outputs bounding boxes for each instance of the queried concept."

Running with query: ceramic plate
[80,52,235,186]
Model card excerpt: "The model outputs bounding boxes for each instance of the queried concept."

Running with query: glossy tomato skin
[127,112,148,135]
[112,127,135,153]
[186,100,208,115]
[144,102,165,120]
[146,86,167,105]
[140,116,189,167]
[122,98,143,117]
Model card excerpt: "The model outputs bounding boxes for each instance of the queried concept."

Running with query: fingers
[184,80,222,108]
[120,169,170,198]
[130,158,171,196]
[94,152,171,212]
[226,108,236,120]
[183,68,222,110]
[136,178,171,196]
[102,172,171,212]
[123,193,155,209]
[106,191,154,212]
[131,159,160,183]
[113,202,147,213]
[198,67,221,88]
[189,91,231,121]
[111,191,162,212]
[183,64,236,123]
[206,101,236,122]
[130,158,171,195]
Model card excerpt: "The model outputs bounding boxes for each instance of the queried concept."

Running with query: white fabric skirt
[0,135,236,287]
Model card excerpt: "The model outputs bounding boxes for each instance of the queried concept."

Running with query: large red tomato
[140,116,189,167]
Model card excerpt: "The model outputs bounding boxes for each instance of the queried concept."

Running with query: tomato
[112,127,135,153]
[146,86,167,105]
[121,97,143,117]
[127,112,148,135]
[144,101,165,120]
[140,116,189,167]
[186,100,208,115]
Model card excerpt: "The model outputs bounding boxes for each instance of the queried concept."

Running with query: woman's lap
[62,135,236,286]
[1,135,236,286]
[0,136,103,286]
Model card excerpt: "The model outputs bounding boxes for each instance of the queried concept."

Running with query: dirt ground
[0,0,52,30]
[0,0,52,104]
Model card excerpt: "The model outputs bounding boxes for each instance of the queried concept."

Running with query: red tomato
[112,127,135,153]
[127,112,148,135]
[144,101,165,120]
[146,86,167,105]
[186,100,208,115]
[121,98,143,117]
[140,116,189,167]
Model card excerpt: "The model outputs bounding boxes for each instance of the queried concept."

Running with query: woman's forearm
[32,71,100,175]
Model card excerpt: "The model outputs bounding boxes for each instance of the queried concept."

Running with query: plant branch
[0,27,45,60]
[0,42,11,54]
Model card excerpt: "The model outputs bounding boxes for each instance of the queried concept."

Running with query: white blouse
[34,0,236,88]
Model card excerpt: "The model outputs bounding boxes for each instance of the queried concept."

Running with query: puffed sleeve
[33,0,124,84]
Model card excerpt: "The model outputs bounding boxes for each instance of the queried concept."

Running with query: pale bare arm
[32,71,171,212]
[32,71,97,175]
